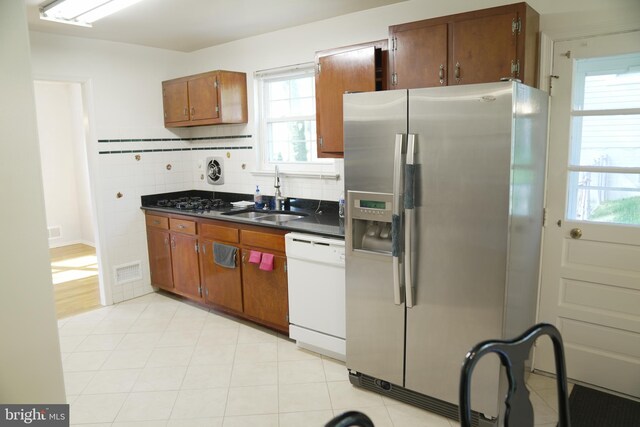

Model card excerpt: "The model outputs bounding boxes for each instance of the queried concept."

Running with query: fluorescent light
[39,0,145,27]
[80,0,145,23]
[41,0,109,20]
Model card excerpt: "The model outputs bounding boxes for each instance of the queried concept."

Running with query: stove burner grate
[156,197,230,211]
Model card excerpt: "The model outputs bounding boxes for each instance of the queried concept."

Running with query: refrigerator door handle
[392,133,405,305]
[404,134,416,307]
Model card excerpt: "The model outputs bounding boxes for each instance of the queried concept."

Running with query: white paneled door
[536,31,640,398]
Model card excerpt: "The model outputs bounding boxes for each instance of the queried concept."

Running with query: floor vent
[115,261,142,285]
[48,226,62,239]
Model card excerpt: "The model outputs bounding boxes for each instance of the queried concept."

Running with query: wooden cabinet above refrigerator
[389,2,540,89]
[315,40,387,158]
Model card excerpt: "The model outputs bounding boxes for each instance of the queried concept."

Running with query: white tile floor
[58,292,566,426]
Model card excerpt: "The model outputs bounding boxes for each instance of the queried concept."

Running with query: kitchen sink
[257,213,307,222]
[224,211,270,219]
[222,208,308,222]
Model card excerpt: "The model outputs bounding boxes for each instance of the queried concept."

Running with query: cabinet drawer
[200,223,239,243]
[146,214,168,229]
[240,230,285,253]
[170,218,196,235]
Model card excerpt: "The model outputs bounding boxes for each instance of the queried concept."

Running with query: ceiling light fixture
[39,0,145,27]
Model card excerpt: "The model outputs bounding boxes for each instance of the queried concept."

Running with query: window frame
[566,52,640,224]
[254,63,334,173]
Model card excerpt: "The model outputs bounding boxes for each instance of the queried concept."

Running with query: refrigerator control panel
[349,191,393,222]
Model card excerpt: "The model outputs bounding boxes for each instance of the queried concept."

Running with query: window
[566,52,640,225]
[256,64,328,166]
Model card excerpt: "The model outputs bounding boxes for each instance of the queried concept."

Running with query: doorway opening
[50,243,100,318]
[34,80,104,319]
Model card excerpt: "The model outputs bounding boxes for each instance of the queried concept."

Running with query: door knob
[570,228,582,239]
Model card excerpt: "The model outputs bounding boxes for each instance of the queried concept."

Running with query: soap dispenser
[254,185,263,209]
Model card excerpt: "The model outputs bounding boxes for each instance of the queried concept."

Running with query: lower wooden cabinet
[146,227,173,291]
[170,232,201,299]
[241,249,289,331]
[200,238,243,313]
[145,212,289,334]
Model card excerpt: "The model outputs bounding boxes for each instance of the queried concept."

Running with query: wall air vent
[48,226,62,239]
[114,261,142,285]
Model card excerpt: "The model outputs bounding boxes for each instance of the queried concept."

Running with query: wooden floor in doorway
[50,243,101,319]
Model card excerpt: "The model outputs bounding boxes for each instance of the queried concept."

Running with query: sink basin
[257,214,307,222]
[225,211,270,219]
[222,208,308,222]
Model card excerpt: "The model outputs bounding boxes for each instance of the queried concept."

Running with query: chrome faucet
[274,165,285,210]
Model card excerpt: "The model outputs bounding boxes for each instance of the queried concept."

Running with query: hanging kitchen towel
[248,250,262,264]
[259,253,274,271]
[213,243,237,268]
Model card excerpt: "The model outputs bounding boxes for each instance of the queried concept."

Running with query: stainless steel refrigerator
[343,82,548,426]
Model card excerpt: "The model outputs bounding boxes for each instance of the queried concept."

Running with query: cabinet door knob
[454,62,461,83]
[191,107,195,117]
[183,107,188,117]
[439,64,445,85]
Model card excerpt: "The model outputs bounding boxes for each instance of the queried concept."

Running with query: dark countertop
[141,190,345,239]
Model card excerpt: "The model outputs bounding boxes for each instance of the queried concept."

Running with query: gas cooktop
[155,196,231,212]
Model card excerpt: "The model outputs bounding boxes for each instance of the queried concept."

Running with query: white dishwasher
[285,232,346,361]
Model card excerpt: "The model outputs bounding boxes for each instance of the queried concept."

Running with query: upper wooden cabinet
[315,40,387,158]
[391,23,448,89]
[389,2,539,89]
[162,70,248,127]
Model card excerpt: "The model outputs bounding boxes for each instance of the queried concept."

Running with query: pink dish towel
[248,250,262,264]
[259,253,274,271]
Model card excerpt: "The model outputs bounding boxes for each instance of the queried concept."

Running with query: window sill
[251,170,340,180]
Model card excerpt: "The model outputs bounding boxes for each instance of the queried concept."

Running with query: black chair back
[459,323,571,427]
[325,410,375,427]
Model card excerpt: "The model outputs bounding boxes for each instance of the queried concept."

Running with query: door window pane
[567,172,640,224]
[566,53,640,225]
[581,71,640,110]
[570,115,640,167]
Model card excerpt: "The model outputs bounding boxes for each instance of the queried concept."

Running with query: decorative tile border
[99,146,253,154]
[97,135,252,143]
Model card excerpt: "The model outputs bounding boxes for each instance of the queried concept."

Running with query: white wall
[0,0,66,403]
[34,81,95,248]
[26,0,640,304]
[29,32,194,303]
